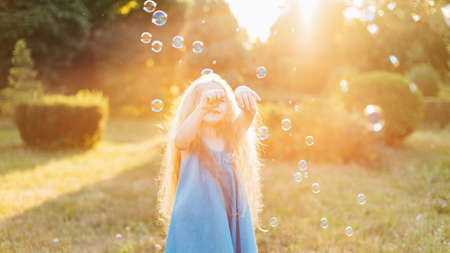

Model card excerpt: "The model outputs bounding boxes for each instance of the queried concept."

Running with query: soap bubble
[212,60,217,65]
[294,172,303,183]
[143,0,157,13]
[367,24,379,35]
[409,83,417,93]
[294,105,300,112]
[151,99,164,112]
[305,136,314,146]
[364,105,384,132]
[270,217,279,227]
[377,10,385,16]
[281,118,291,131]
[201,68,213,75]
[152,10,168,26]
[172,35,184,49]
[298,160,307,171]
[357,193,366,205]
[312,183,320,194]
[340,80,349,93]
[387,2,396,11]
[428,0,435,7]
[52,238,59,243]
[140,32,152,44]
[345,226,353,237]
[115,233,122,239]
[320,217,328,229]
[192,41,204,53]
[256,66,267,79]
[155,244,162,250]
[257,126,269,141]
[151,40,163,53]
[412,13,421,22]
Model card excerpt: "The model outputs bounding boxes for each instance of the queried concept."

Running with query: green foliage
[258,98,379,164]
[14,90,109,149]
[336,71,424,144]
[406,64,442,96]
[0,39,43,118]
[422,97,450,129]
[178,0,247,86]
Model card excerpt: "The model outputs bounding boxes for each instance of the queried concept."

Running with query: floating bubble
[289,132,293,137]
[151,99,164,112]
[387,2,396,11]
[178,59,183,64]
[281,118,291,131]
[151,40,163,53]
[340,80,349,93]
[389,55,400,68]
[257,126,269,141]
[212,60,217,65]
[367,5,376,13]
[345,226,353,237]
[294,172,303,183]
[343,7,361,20]
[270,217,279,227]
[412,13,421,22]
[298,160,307,171]
[155,244,162,250]
[364,105,384,132]
[143,0,157,13]
[409,83,417,93]
[201,68,214,75]
[312,183,320,194]
[416,214,423,222]
[192,41,204,54]
[172,35,184,49]
[367,24,379,35]
[294,105,300,112]
[428,0,435,7]
[115,233,122,239]
[320,217,328,229]
[53,238,59,243]
[305,136,314,146]
[357,193,367,205]
[140,32,152,44]
[256,66,267,79]
[377,10,385,16]
[152,10,168,26]
[201,19,206,24]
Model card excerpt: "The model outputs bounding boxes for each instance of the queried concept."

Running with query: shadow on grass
[0,157,166,253]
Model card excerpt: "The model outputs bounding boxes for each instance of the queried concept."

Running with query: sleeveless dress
[164,139,258,253]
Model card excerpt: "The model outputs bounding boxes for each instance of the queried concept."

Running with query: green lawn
[0,118,448,252]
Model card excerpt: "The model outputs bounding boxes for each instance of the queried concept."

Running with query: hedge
[14,90,109,149]
[257,98,380,164]
[335,71,424,144]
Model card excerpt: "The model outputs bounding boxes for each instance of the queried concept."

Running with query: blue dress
[164,139,258,253]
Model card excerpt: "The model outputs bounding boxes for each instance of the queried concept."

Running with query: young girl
[157,73,264,253]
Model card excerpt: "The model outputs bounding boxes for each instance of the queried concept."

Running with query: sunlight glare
[299,0,318,25]
[226,0,284,43]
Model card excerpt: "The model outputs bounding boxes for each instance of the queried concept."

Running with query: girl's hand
[234,86,261,114]
[198,88,226,113]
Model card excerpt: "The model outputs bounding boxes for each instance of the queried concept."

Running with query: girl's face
[201,84,229,125]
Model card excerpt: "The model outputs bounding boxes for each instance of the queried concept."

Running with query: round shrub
[406,64,441,97]
[258,98,380,164]
[14,90,109,149]
[336,71,424,144]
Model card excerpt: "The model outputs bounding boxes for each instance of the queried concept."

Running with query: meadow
[0,117,448,253]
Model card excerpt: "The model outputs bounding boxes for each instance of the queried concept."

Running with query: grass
[0,118,448,252]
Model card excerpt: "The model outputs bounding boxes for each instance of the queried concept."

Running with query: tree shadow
[0,157,166,253]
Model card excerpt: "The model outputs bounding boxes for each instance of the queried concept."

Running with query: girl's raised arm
[233,86,261,138]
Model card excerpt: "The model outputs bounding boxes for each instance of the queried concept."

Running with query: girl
[157,73,264,253]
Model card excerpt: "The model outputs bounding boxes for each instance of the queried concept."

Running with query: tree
[177,0,248,87]
[0,39,43,117]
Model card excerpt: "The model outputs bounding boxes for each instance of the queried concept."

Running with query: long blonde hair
[157,73,264,233]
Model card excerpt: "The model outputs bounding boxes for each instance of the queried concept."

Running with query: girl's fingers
[250,95,256,112]
[243,93,250,111]
[252,90,262,102]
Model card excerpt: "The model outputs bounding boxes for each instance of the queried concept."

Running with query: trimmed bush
[335,71,424,144]
[258,98,380,164]
[423,97,450,128]
[406,64,441,97]
[14,90,109,149]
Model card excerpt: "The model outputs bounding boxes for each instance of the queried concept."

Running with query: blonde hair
[157,73,264,233]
